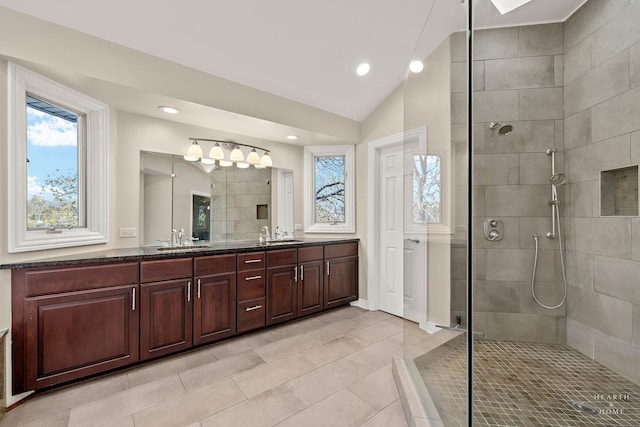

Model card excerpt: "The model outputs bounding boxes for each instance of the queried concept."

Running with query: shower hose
[531,202,567,309]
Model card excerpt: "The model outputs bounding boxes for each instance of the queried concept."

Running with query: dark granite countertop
[0,238,359,269]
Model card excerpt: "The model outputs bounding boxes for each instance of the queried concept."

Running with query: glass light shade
[186,141,203,158]
[254,164,267,169]
[246,149,261,164]
[230,146,244,162]
[219,159,233,167]
[209,143,224,160]
[183,155,199,162]
[200,157,215,165]
[236,162,250,169]
[260,152,273,167]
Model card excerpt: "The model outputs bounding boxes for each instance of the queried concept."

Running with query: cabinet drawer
[237,298,266,333]
[140,258,193,283]
[324,242,358,259]
[237,271,265,301]
[194,254,236,276]
[237,252,265,271]
[266,248,297,267]
[298,245,323,263]
[22,263,139,297]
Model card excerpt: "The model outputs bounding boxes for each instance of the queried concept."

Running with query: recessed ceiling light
[158,106,180,114]
[409,60,424,73]
[286,135,299,140]
[356,63,370,77]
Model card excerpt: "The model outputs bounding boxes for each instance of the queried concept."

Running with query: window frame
[8,63,109,252]
[303,145,355,233]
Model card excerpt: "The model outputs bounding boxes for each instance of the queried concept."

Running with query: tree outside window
[315,156,345,223]
[413,155,441,224]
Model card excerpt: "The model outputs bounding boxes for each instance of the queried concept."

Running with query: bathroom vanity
[5,239,358,393]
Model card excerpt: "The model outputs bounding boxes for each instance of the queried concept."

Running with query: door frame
[367,128,427,325]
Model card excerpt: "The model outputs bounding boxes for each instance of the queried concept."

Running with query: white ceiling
[0,0,586,123]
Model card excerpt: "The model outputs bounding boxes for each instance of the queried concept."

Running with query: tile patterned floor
[418,340,640,427]
[0,307,409,427]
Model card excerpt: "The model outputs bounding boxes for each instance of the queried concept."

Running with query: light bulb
[200,157,215,165]
[219,160,233,167]
[236,162,250,169]
[356,63,370,76]
[409,60,424,73]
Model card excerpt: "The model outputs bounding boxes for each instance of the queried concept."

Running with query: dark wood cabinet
[266,249,298,325]
[193,254,236,345]
[236,251,266,333]
[297,245,324,316]
[11,241,358,393]
[324,243,359,309]
[12,263,139,392]
[139,259,193,360]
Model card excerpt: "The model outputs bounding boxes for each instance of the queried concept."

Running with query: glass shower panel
[471,0,640,426]
[401,0,470,425]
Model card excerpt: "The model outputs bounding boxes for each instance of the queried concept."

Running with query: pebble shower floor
[417,340,640,426]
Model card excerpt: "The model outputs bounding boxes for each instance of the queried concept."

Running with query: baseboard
[349,298,369,310]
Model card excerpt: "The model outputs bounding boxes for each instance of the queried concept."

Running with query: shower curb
[392,355,438,427]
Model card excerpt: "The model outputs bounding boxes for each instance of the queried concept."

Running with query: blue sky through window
[27,106,78,201]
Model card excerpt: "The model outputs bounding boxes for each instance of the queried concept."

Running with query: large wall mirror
[140,151,293,246]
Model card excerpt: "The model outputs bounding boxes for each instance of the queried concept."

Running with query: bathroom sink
[156,244,212,251]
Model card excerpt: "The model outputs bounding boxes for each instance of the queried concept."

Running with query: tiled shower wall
[451,22,567,344]
[563,0,640,385]
[210,167,271,241]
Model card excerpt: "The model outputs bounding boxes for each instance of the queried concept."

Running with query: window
[304,145,354,233]
[412,154,441,224]
[8,63,109,252]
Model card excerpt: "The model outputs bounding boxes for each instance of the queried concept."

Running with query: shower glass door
[401,0,470,425]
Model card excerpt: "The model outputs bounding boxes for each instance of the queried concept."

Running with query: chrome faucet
[178,228,185,246]
[274,226,282,241]
[261,226,271,243]
[170,229,177,246]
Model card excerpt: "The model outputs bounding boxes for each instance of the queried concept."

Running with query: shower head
[550,172,566,186]
[489,121,513,135]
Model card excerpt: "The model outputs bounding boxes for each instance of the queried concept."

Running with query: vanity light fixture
[246,148,261,164]
[158,106,180,114]
[187,138,274,168]
[229,145,245,162]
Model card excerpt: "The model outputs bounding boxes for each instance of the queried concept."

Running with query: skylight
[490,0,533,15]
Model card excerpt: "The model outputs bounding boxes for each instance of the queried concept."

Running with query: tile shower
[410,0,640,425]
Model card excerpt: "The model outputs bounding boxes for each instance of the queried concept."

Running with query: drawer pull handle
[132,287,136,311]
[294,266,297,282]
[244,259,262,264]
[187,281,191,302]
[245,275,262,281]
[197,278,201,299]
[327,261,330,276]
[300,265,304,281]
[245,304,262,312]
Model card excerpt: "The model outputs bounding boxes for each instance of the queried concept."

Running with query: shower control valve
[483,218,504,242]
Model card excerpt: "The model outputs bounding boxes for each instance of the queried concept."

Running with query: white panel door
[378,144,404,317]
[403,237,426,324]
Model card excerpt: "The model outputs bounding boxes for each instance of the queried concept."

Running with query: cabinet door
[194,273,236,345]
[140,279,192,360]
[298,260,324,316]
[24,285,138,391]
[324,256,358,309]
[266,265,297,325]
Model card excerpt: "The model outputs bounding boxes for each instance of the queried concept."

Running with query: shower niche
[600,165,639,216]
